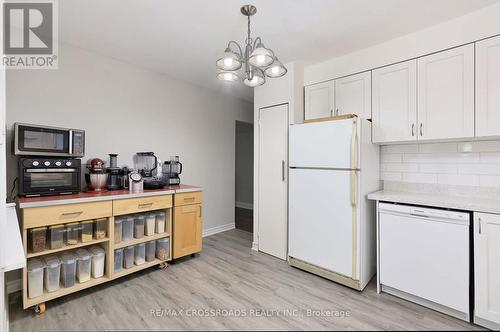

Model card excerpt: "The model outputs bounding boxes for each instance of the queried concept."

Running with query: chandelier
[216,5,287,87]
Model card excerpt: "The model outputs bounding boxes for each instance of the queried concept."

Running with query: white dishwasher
[378,203,470,321]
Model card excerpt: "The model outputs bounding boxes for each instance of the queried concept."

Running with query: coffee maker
[163,156,182,185]
[134,152,166,189]
[106,154,122,191]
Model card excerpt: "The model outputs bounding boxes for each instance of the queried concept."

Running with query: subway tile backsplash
[380,140,500,188]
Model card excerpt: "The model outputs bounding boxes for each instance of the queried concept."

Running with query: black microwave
[14,123,85,157]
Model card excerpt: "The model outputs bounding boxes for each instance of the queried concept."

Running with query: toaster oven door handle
[69,130,73,155]
[26,168,78,173]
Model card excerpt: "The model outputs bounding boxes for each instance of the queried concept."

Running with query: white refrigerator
[288,116,380,291]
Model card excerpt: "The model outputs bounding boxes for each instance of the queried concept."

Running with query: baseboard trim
[251,242,258,251]
[203,223,235,237]
[235,201,253,210]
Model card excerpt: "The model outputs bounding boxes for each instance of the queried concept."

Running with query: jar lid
[49,224,64,229]
[157,238,168,243]
[76,248,91,260]
[44,256,61,268]
[31,226,47,231]
[27,258,45,272]
[136,243,145,248]
[114,248,123,253]
[114,217,123,224]
[61,252,77,264]
[136,214,146,220]
[89,246,105,257]
[125,245,134,250]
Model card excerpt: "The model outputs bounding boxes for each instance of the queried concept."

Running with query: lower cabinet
[173,192,203,259]
[474,212,500,330]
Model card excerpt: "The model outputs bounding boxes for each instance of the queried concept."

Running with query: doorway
[235,121,254,233]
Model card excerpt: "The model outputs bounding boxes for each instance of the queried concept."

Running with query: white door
[417,44,474,140]
[304,81,334,120]
[289,118,357,169]
[372,60,417,143]
[335,72,372,119]
[476,36,500,137]
[258,104,288,260]
[289,168,355,278]
[474,212,500,329]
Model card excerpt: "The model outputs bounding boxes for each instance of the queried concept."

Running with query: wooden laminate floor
[9,229,481,331]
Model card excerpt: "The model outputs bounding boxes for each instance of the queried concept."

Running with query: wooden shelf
[113,232,170,249]
[27,237,110,258]
[112,258,169,279]
[24,276,109,309]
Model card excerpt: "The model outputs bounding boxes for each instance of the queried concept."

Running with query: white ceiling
[59,0,499,102]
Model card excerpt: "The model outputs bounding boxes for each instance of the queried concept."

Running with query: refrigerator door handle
[350,118,358,169]
[282,160,286,182]
[351,170,358,207]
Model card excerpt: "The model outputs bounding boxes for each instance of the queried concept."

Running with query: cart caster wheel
[34,303,45,314]
[159,262,168,270]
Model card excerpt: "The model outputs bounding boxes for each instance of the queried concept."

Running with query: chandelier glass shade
[216,5,287,87]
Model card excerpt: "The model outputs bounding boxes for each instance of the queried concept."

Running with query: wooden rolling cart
[19,193,173,314]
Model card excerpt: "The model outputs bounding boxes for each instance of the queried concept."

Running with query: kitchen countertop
[368,190,500,214]
[18,184,202,208]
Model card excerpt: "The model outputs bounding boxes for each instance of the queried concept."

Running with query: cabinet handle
[282,160,286,182]
[184,197,195,202]
[138,203,153,208]
[420,123,423,136]
[411,124,415,137]
[61,211,83,217]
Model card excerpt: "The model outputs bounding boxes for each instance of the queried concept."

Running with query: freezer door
[289,168,356,278]
[289,118,357,169]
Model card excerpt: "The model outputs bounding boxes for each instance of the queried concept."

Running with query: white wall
[304,2,500,85]
[381,141,500,188]
[235,121,253,208]
[6,43,253,234]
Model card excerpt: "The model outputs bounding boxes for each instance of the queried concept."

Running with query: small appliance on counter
[18,157,81,197]
[121,166,131,189]
[106,154,122,191]
[134,152,166,189]
[129,170,143,192]
[85,158,108,192]
[163,156,182,185]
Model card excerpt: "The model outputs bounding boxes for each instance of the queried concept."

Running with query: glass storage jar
[156,238,170,261]
[60,252,77,288]
[134,215,145,239]
[145,240,156,262]
[155,212,166,233]
[76,248,92,283]
[123,246,134,269]
[29,227,47,253]
[114,217,123,243]
[114,248,123,273]
[44,256,61,292]
[134,243,145,265]
[145,213,156,236]
[94,218,107,239]
[65,222,80,245]
[27,259,44,298]
[89,246,105,278]
[80,220,93,243]
[48,224,64,250]
[122,216,134,242]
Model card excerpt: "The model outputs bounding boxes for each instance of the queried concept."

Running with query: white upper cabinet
[474,212,500,330]
[304,81,334,120]
[334,71,372,119]
[476,35,500,137]
[417,44,474,140]
[372,60,417,143]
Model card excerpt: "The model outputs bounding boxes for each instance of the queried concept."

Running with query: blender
[134,152,166,189]
[163,156,182,185]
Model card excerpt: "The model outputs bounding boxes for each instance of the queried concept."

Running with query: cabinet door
[476,36,500,137]
[417,44,474,140]
[304,81,334,120]
[474,212,500,329]
[372,60,417,143]
[335,71,372,119]
[173,203,202,259]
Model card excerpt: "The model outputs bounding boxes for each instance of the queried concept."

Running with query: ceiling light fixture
[216,5,287,87]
